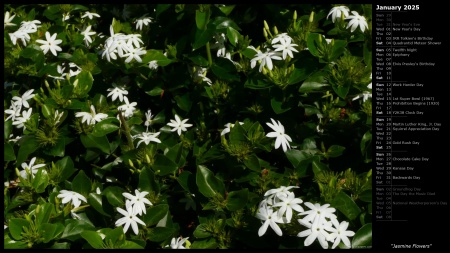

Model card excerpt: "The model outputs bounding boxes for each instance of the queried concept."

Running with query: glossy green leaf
[228,121,247,145]
[146,226,176,242]
[312,160,330,175]
[4,120,13,140]
[81,230,104,249]
[331,191,362,221]
[193,24,215,50]
[103,186,125,207]
[142,49,173,66]
[351,223,372,249]
[4,235,28,249]
[75,70,94,96]
[226,26,240,47]
[190,237,218,249]
[177,171,196,194]
[298,71,329,93]
[360,130,372,155]
[226,188,248,211]
[218,5,235,16]
[166,142,189,168]
[359,189,372,202]
[211,57,239,81]
[174,93,192,112]
[16,135,39,166]
[243,154,260,172]
[41,223,64,243]
[119,240,145,249]
[57,156,76,182]
[326,145,346,158]
[9,218,29,240]
[142,204,169,226]
[195,9,209,30]
[244,75,272,89]
[88,193,111,217]
[92,118,120,137]
[80,134,111,154]
[32,169,49,193]
[193,223,212,239]
[211,16,240,31]
[72,170,92,196]
[153,153,178,176]
[61,219,95,241]
[196,165,225,198]
[4,142,16,161]
[306,33,321,58]
[138,167,160,194]
[270,94,292,114]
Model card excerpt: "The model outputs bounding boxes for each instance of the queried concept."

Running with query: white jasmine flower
[135,16,153,31]
[272,191,304,222]
[167,114,193,136]
[62,12,71,21]
[115,203,146,235]
[297,219,333,249]
[4,11,16,28]
[298,202,337,226]
[346,11,368,33]
[220,122,244,136]
[144,109,154,129]
[167,236,189,249]
[126,34,144,49]
[123,47,146,63]
[117,96,137,118]
[272,36,299,60]
[19,20,41,33]
[75,105,108,125]
[12,89,36,109]
[81,11,100,20]
[4,102,21,121]
[9,30,31,46]
[250,49,282,72]
[265,118,292,152]
[211,33,227,57]
[107,85,128,102]
[148,60,158,70]
[327,6,350,23]
[12,108,32,130]
[81,25,96,46]
[57,190,88,208]
[122,189,153,216]
[135,132,161,148]
[35,32,63,56]
[256,204,284,237]
[271,33,291,45]
[328,219,355,249]
[19,157,46,179]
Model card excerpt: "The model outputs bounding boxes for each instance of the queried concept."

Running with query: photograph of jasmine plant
[4,4,372,249]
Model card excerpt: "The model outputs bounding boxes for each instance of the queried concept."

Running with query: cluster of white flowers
[7,16,41,46]
[165,236,190,249]
[75,105,108,126]
[115,189,152,235]
[101,25,147,63]
[249,33,298,73]
[48,62,82,80]
[57,190,88,209]
[327,5,369,33]
[5,89,37,132]
[256,186,355,249]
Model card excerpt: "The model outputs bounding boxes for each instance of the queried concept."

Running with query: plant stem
[118,111,134,149]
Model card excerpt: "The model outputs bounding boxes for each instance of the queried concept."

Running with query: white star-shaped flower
[297,219,333,249]
[327,6,350,23]
[35,32,63,56]
[75,105,108,125]
[272,36,299,60]
[122,189,153,216]
[148,60,158,70]
[107,85,128,102]
[266,118,293,152]
[298,202,337,226]
[5,102,21,122]
[12,89,36,109]
[57,190,88,208]
[256,204,284,237]
[272,191,304,222]
[81,11,100,20]
[167,114,193,136]
[115,202,146,235]
[117,96,137,118]
[346,11,368,33]
[166,236,189,249]
[135,16,153,31]
[135,132,161,148]
[81,25,96,46]
[12,108,32,130]
[250,48,282,72]
[123,47,146,63]
[19,157,46,179]
[328,219,355,249]
[4,11,16,28]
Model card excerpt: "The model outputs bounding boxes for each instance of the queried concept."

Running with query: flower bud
[309,11,315,23]
[273,26,278,35]
[264,20,270,31]
[293,10,297,21]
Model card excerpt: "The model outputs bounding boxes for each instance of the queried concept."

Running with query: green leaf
[326,145,345,158]
[35,203,55,226]
[142,49,173,66]
[332,83,350,99]
[31,169,49,193]
[306,33,321,58]
[226,26,240,47]
[103,186,125,207]
[142,204,169,226]
[193,24,215,50]
[80,134,111,154]
[166,142,189,168]
[174,93,192,112]
[57,156,76,182]
[243,154,260,172]
[41,223,64,243]
[146,86,164,96]
[351,223,372,248]
[75,70,94,96]
[4,142,16,161]
[211,57,239,81]
[193,224,212,239]
[189,55,209,67]
[72,170,92,196]
[146,226,176,242]
[359,189,372,202]
[285,149,316,177]
[9,218,29,240]
[138,167,160,194]
[196,165,225,198]
[153,154,178,176]
[91,118,120,137]
[61,219,95,241]
[228,121,247,145]
[298,70,328,93]
[288,53,319,85]
[4,120,13,140]
[195,9,210,30]
[177,171,196,194]
[244,75,272,89]
[81,231,104,249]
[211,16,240,31]
[119,240,145,249]
[190,238,218,249]
[270,93,292,114]
[218,5,235,16]
[330,40,347,61]
[4,235,28,249]
[360,130,372,155]
[331,191,362,221]
[16,135,39,166]
[226,188,248,211]
[88,193,111,217]
[312,160,330,175]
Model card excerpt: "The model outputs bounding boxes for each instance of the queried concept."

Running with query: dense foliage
[4,4,372,249]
